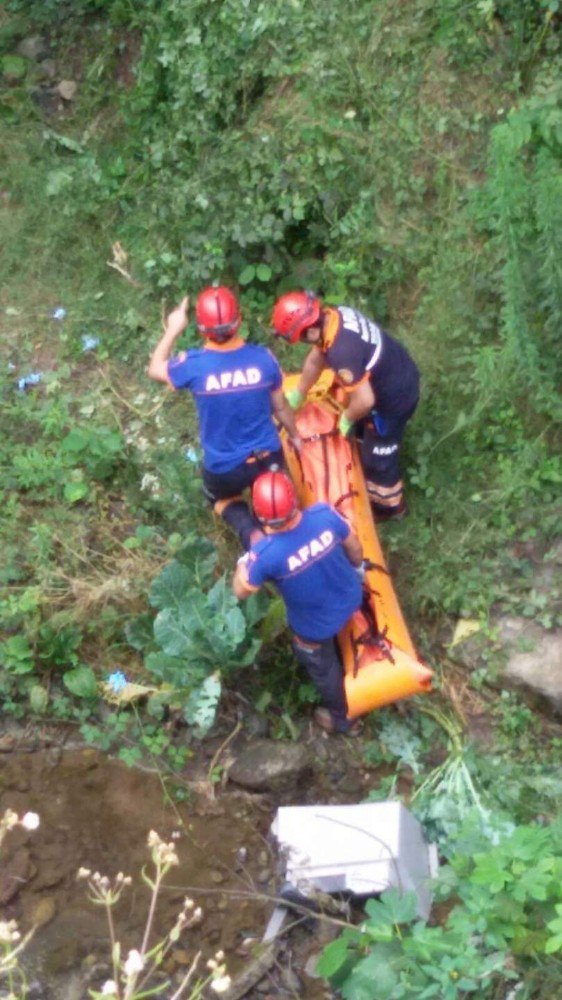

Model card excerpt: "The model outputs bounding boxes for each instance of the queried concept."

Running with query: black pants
[202,448,285,549]
[292,635,351,732]
[359,401,418,487]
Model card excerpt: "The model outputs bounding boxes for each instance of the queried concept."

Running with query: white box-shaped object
[271,802,436,919]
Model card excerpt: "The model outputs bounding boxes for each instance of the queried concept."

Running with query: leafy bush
[134,534,268,734]
[318,817,562,999]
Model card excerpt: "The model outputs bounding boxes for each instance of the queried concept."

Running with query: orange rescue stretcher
[281,372,433,720]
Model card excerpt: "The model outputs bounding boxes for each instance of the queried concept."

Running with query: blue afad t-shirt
[246,503,362,642]
[167,343,282,473]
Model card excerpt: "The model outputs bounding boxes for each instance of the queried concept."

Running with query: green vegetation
[1,0,561,994]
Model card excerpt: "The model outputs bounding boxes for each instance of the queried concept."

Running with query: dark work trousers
[359,401,418,487]
[292,634,351,732]
[202,447,286,549]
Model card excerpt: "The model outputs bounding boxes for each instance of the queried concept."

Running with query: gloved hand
[285,388,304,410]
[338,412,354,437]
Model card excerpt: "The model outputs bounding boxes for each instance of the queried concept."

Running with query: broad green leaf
[258,596,287,642]
[315,937,350,978]
[239,265,256,285]
[64,480,89,503]
[29,685,49,713]
[1,55,27,80]
[149,561,193,611]
[144,651,187,684]
[153,606,192,657]
[342,950,399,1000]
[63,665,98,699]
[184,673,221,735]
[256,263,272,282]
[366,889,418,927]
[125,613,155,652]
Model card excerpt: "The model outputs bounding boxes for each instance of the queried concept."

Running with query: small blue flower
[107,670,128,693]
[51,307,67,321]
[17,372,43,391]
[81,334,100,352]
[184,446,198,463]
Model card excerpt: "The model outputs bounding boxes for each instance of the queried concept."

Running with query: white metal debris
[271,801,438,920]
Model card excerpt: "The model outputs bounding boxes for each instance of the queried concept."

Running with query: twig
[106,260,142,288]
[206,720,242,787]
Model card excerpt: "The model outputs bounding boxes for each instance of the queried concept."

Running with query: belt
[245,449,273,464]
[293,633,320,651]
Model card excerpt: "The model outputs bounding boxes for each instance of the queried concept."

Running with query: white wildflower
[0,920,20,944]
[124,949,144,977]
[21,812,40,830]
[101,981,118,996]
[77,867,92,880]
[2,810,19,830]
[211,974,232,994]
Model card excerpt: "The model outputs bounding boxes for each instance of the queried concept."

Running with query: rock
[280,967,302,993]
[57,80,77,101]
[25,981,45,1000]
[243,712,270,738]
[0,732,17,752]
[170,948,192,966]
[304,953,322,978]
[38,59,57,80]
[497,616,562,715]
[0,846,32,904]
[16,35,48,60]
[32,862,64,891]
[228,740,311,792]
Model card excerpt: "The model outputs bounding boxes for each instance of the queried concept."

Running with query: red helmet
[195,286,241,341]
[270,291,321,343]
[252,470,298,527]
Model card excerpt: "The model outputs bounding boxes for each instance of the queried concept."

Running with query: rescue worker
[270,291,420,520]
[148,288,301,549]
[232,469,364,734]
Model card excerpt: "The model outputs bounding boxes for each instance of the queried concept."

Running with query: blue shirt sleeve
[265,348,283,391]
[167,352,192,389]
[246,548,268,589]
